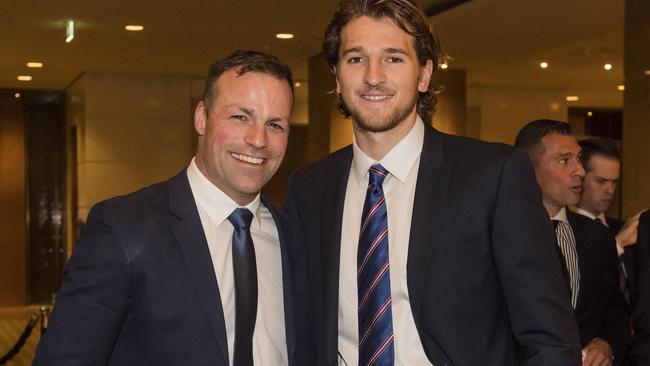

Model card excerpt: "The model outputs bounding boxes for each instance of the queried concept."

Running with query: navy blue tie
[358,164,394,366]
[228,208,257,366]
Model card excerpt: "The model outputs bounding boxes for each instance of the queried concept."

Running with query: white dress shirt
[187,159,287,366]
[338,117,431,365]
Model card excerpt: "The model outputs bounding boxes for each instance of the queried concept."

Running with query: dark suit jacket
[287,124,581,366]
[566,210,630,362]
[627,211,650,365]
[33,171,314,365]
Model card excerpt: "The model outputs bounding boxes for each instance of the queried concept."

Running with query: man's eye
[559,158,568,164]
[268,122,285,131]
[386,57,403,63]
[347,57,364,64]
[231,115,247,121]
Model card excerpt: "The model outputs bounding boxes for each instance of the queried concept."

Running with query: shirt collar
[186,158,262,231]
[551,206,569,223]
[351,115,424,186]
[574,207,608,226]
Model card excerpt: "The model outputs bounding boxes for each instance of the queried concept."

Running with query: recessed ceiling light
[565,96,579,102]
[294,82,301,87]
[617,85,625,91]
[14,93,21,98]
[17,75,32,81]
[275,33,294,39]
[440,61,449,70]
[125,25,144,31]
[587,111,593,117]
[27,62,43,68]
[539,61,548,69]
[604,63,613,71]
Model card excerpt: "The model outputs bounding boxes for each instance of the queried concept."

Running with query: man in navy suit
[516,120,629,366]
[287,0,581,364]
[34,50,313,366]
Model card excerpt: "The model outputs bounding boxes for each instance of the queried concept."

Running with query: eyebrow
[238,106,255,118]
[552,152,574,159]
[232,104,289,124]
[340,46,409,57]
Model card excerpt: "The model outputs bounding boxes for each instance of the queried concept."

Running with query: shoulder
[568,210,614,245]
[86,172,183,228]
[290,145,352,186]
[432,128,527,169]
[429,129,532,185]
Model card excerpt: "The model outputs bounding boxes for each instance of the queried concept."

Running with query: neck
[544,202,563,218]
[354,112,417,161]
[577,204,601,217]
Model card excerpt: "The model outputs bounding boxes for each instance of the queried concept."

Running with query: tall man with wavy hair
[288,0,581,364]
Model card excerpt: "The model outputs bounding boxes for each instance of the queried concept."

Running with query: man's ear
[333,66,341,94]
[194,100,207,136]
[418,59,434,93]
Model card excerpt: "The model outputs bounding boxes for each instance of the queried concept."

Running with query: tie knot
[228,208,253,231]
[368,164,389,187]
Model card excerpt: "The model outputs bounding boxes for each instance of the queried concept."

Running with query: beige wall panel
[84,73,192,121]
[82,117,193,163]
[476,86,567,144]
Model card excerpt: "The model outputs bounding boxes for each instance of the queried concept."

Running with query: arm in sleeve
[491,148,582,365]
[33,201,132,365]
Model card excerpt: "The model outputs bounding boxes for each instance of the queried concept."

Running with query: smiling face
[335,16,432,134]
[580,154,620,216]
[193,69,292,205]
[532,133,586,216]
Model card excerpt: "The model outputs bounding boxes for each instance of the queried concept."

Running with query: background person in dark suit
[33,50,313,366]
[516,120,630,366]
[575,138,644,310]
[287,0,581,365]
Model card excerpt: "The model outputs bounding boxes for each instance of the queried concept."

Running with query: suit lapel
[168,172,229,365]
[264,197,297,365]
[407,126,452,329]
[321,147,353,364]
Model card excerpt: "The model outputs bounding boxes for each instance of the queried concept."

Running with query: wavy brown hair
[323,0,445,123]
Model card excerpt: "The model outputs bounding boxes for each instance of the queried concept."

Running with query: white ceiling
[0,0,624,107]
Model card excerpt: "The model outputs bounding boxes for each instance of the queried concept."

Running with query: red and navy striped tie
[358,164,394,366]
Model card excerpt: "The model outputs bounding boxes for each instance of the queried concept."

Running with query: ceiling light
[14,93,21,98]
[275,33,294,39]
[539,61,548,69]
[66,20,74,43]
[125,25,144,31]
[565,96,579,102]
[17,75,32,81]
[294,82,301,87]
[617,85,625,91]
[604,63,612,71]
[644,70,650,76]
[440,61,449,70]
[587,111,593,117]
[27,62,43,68]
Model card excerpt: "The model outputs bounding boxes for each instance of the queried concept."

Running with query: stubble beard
[344,89,419,133]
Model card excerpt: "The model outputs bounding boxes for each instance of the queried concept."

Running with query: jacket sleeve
[491,148,583,365]
[33,201,131,365]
